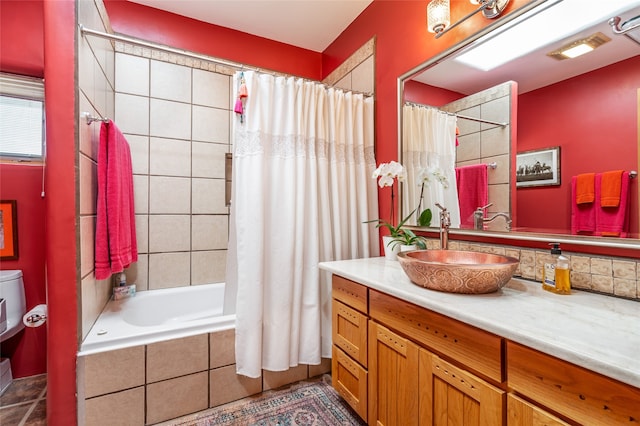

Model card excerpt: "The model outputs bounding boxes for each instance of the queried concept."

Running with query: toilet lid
[0,270,22,282]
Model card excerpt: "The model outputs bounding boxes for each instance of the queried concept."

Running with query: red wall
[0,0,47,379]
[518,56,640,236]
[0,165,47,377]
[404,79,463,106]
[0,0,44,77]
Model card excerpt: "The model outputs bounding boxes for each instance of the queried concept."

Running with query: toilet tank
[0,270,26,339]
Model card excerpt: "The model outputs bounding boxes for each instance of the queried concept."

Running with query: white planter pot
[400,244,417,252]
[382,235,400,260]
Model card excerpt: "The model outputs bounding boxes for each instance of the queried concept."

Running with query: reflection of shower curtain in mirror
[402,105,460,227]
[226,71,378,378]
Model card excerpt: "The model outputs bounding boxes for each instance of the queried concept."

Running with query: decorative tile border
[323,37,376,88]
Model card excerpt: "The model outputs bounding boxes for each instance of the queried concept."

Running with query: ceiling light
[547,32,611,60]
[454,0,638,71]
[427,0,510,39]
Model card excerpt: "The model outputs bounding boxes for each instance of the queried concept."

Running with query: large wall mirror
[399,0,640,249]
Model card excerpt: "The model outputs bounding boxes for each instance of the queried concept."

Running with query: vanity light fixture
[547,32,611,60]
[427,0,510,39]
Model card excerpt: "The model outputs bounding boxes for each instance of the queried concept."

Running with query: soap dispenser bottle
[542,243,571,294]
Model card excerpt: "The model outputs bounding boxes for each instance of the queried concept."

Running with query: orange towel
[575,173,595,204]
[600,170,624,207]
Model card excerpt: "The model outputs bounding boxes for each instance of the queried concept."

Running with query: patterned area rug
[165,376,366,426]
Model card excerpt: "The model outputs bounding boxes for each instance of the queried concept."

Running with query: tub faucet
[435,203,450,250]
[474,204,512,231]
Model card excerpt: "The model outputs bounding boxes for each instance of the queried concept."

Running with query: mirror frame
[397,0,640,255]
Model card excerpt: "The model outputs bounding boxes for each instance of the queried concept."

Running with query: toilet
[0,270,26,395]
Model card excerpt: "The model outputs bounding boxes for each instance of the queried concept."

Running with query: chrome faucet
[474,203,512,231]
[435,203,450,250]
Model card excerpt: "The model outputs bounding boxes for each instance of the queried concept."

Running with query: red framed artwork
[0,200,18,260]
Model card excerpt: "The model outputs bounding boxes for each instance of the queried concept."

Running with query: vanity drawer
[369,289,504,384]
[507,341,640,425]
[332,345,368,422]
[332,275,368,314]
[332,299,368,367]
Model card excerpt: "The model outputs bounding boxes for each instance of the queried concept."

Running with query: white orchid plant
[415,166,450,227]
[366,161,410,238]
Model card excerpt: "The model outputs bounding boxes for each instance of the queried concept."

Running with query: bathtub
[79,283,235,356]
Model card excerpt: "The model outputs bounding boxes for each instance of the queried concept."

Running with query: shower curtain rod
[79,25,373,97]
[405,102,507,127]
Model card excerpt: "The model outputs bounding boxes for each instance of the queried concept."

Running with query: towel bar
[84,112,109,125]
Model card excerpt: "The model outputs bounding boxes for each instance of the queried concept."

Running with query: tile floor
[0,374,47,425]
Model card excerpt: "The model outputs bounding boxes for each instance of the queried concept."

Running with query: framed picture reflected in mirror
[516,147,561,188]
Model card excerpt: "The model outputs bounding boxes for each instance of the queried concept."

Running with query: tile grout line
[17,384,47,426]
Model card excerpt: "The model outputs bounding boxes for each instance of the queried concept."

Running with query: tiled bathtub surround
[78,329,331,425]
[424,239,639,300]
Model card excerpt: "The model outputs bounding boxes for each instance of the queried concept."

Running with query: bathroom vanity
[320,257,640,425]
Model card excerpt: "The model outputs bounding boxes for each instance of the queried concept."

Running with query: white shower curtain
[402,104,460,228]
[226,71,378,378]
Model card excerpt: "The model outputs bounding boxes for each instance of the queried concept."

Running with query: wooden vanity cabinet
[331,276,369,421]
[507,341,640,425]
[507,394,570,426]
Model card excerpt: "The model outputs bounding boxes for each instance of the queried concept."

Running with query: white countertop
[319,257,640,389]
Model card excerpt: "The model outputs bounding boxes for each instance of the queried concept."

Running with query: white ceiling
[127,0,373,52]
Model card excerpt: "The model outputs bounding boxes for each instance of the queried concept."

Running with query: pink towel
[95,120,138,280]
[571,176,596,235]
[595,171,630,237]
[456,164,488,228]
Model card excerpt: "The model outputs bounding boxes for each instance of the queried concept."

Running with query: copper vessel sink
[397,250,519,294]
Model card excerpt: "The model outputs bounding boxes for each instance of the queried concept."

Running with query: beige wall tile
[480,96,509,129]
[79,154,97,216]
[193,105,230,143]
[147,334,209,383]
[262,365,309,391]
[149,176,191,214]
[192,178,227,214]
[115,53,149,96]
[456,133,481,162]
[133,175,149,214]
[80,272,111,340]
[481,126,509,158]
[192,142,228,179]
[571,272,592,290]
[209,365,262,407]
[612,260,637,279]
[149,252,191,289]
[79,95,100,160]
[351,56,374,94]
[613,278,637,299]
[486,183,510,215]
[83,346,145,398]
[192,250,227,285]
[115,93,149,135]
[149,137,191,177]
[150,98,191,140]
[592,275,614,294]
[149,215,191,252]
[210,329,235,369]
[84,387,145,426]
[151,60,191,103]
[135,214,149,254]
[146,372,209,424]
[125,254,148,292]
[192,215,228,251]
[335,73,351,91]
[456,106,481,135]
[193,69,230,109]
[591,258,613,276]
[570,255,591,273]
[80,216,96,278]
[126,134,149,175]
[486,154,509,184]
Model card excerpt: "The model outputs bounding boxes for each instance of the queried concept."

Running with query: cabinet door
[419,349,505,426]
[368,321,419,426]
[333,299,368,367]
[332,345,368,422]
[507,394,570,426]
